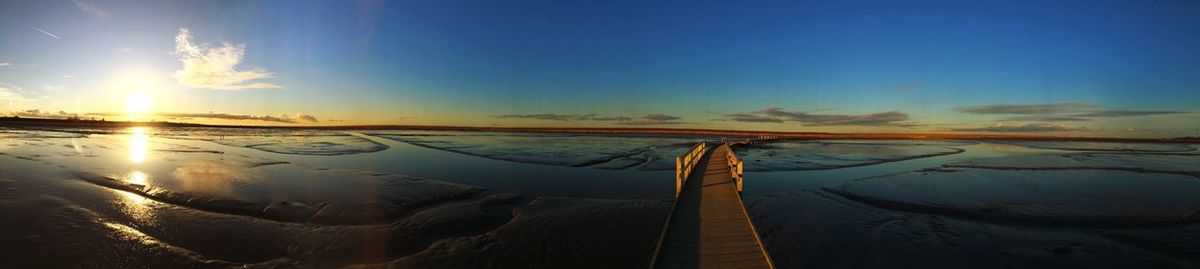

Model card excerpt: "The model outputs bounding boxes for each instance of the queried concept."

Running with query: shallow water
[741,142,1061,194]
[162,131,681,199]
[1,127,1198,268]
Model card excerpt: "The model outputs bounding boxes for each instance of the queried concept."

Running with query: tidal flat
[1,127,1198,268]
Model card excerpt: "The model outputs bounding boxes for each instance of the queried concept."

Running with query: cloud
[174,28,281,90]
[493,113,594,121]
[295,113,318,123]
[954,102,1094,115]
[72,0,110,18]
[947,123,1092,133]
[0,83,35,106]
[0,62,10,67]
[492,113,685,125]
[643,114,680,121]
[998,116,1090,122]
[10,109,81,119]
[1071,110,1187,117]
[589,116,633,121]
[29,26,59,39]
[724,113,785,123]
[616,114,686,125]
[724,108,915,126]
[85,112,317,124]
[954,102,1190,121]
[492,113,633,122]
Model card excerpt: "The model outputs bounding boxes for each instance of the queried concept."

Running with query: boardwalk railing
[722,135,779,146]
[674,141,707,198]
[652,143,774,269]
[747,135,780,145]
[725,143,745,193]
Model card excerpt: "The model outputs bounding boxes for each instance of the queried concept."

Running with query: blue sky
[0,0,1197,137]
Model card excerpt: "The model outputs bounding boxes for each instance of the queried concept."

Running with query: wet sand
[1,126,1199,268]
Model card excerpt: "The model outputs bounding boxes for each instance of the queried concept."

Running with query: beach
[1,125,1198,268]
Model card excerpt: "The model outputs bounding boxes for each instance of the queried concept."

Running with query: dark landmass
[0,117,209,128]
[3,116,1197,143]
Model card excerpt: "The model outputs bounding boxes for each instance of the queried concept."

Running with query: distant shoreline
[2,117,1197,143]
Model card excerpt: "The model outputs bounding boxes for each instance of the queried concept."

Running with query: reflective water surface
[1,127,1198,268]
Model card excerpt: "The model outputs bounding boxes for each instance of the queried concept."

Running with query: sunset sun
[124,92,153,114]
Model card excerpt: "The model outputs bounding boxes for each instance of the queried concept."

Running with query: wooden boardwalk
[651,144,773,269]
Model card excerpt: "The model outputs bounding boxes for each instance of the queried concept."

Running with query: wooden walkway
[651,144,773,269]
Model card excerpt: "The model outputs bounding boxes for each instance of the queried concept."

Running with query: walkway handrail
[675,141,707,198]
[724,142,745,193]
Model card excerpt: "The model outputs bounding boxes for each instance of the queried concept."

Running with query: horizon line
[1,116,1196,143]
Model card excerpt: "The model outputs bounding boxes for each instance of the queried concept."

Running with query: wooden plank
[652,144,773,269]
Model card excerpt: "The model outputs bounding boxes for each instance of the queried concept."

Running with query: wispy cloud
[947,123,1092,133]
[295,113,318,123]
[72,0,109,19]
[492,113,685,125]
[723,108,915,126]
[589,116,633,121]
[29,26,60,39]
[954,102,1189,121]
[174,28,281,90]
[0,62,10,67]
[954,102,1094,115]
[643,114,680,121]
[722,113,784,123]
[0,82,35,106]
[41,84,64,92]
[1072,110,1187,117]
[493,113,596,121]
[997,116,1090,122]
[616,114,686,125]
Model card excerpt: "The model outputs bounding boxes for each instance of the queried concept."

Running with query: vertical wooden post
[675,156,682,197]
[736,161,744,193]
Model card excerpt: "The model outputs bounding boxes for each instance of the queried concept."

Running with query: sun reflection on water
[129,127,149,164]
[128,171,148,186]
[70,138,85,155]
[115,171,157,224]
[113,171,157,223]
[119,127,157,223]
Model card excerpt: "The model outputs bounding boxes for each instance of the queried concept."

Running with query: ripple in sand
[372,131,699,170]
[731,140,965,171]
[825,168,1200,227]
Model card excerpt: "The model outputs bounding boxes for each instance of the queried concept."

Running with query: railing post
[736,161,744,193]
[681,155,687,179]
[675,156,682,197]
[673,141,714,198]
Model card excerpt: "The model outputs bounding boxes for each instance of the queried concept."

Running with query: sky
[0,0,1198,137]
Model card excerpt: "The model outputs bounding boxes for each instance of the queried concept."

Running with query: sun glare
[125,92,153,114]
[129,127,148,164]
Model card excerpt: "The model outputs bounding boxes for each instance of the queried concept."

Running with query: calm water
[154,131,1096,200]
[162,131,680,199]
[2,127,1198,268]
[742,142,1060,195]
